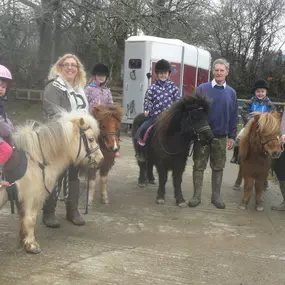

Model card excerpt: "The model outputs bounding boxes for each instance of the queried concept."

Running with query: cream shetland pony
[0,110,103,254]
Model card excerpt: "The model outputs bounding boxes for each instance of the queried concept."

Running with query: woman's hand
[281,134,285,144]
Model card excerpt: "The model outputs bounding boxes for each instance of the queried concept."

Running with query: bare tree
[207,0,285,94]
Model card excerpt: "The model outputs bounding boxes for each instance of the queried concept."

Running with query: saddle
[1,147,27,214]
[4,147,28,184]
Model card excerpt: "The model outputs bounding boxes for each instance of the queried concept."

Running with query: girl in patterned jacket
[136,59,181,161]
[0,65,14,187]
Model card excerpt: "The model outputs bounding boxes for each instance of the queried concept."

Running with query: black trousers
[273,151,285,181]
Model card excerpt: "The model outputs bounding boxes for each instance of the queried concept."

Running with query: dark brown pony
[84,104,123,205]
[239,112,282,211]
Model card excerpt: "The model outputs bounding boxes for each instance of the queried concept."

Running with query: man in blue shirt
[189,58,238,209]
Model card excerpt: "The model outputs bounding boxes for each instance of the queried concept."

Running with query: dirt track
[1,132,285,285]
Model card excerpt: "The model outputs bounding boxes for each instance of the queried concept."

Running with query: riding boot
[230,145,239,164]
[271,181,285,211]
[42,194,60,228]
[66,179,85,226]
[188,170,204,207]
[135,144,146,162]
[211,170,225,209]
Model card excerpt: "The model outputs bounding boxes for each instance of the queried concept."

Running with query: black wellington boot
[43,193,60,228]
[66,179,85,226]
[135,144,146,162]
[188,170,204,207]
[211,170,225,209]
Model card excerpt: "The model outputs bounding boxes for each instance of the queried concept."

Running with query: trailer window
[129,59,142,69]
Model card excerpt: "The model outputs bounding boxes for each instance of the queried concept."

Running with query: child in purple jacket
[85,64,120,157]
[136,59,181,162]
[84,63,113,113]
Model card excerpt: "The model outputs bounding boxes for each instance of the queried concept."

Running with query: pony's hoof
[101,198,109,204]
[177,202,187,208]
[188,197,201,207]
[239,201,247,210]
[25,242,41,254]
[256,205,264,212]
[156,199,165,205]
[148,180,156,185]
[233,184,241,191]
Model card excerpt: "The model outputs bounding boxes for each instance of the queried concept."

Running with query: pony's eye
[88,138,95,142]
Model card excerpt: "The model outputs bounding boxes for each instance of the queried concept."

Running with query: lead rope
[84,158,92,215]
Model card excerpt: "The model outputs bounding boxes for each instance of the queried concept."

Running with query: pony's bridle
[99,122,121,152]
[261,137,279,146]
[193,125,212,144]
[259,133,284,158]
[36,126,99,196]
[159,107,212,156]
[76,126,100,161]
[186,107,212,146]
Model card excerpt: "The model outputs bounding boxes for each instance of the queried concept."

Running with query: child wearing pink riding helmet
[0,65,14,187]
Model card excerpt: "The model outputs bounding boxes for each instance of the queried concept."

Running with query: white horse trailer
[122,35,212,125]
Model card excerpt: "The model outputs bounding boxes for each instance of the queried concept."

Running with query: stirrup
[138,139,145,147]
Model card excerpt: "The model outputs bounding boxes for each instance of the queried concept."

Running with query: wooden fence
[11,88,285,117]
[237,99,285,119]
[11,87,123,105]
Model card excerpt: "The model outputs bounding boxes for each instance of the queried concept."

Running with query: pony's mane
[258,112,280,136]
[155,90,211,136]
[12,110,100,162]
[240,112,280,158]
[92,104,123,121]
[58,109,100,138]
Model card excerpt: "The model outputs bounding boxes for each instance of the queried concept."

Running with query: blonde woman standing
[42,54,89,227]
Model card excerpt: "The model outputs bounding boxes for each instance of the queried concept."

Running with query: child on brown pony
[231,79,276,191]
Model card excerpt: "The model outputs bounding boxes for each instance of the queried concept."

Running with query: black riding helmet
[92,63,110,77]
[252,79,269,93]
[155,59,172,74]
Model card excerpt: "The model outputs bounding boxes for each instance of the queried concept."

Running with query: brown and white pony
[83,104,123,205]
[0,110,103,254]
[239,112,282,211]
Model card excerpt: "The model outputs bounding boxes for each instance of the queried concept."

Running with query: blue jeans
[139,117,155,140]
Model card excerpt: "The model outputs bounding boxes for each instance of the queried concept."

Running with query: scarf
[53,75,89,112]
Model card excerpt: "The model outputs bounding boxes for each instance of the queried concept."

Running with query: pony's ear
[79,118,85,126]
[253,113,260,121]
[93,104,102,116]
[272,112,281,120]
